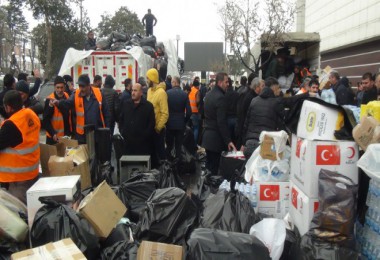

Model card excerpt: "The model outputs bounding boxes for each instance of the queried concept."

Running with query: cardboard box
[40,142,67,176]
[297,100,344,140]
[137,241,183,260]
[48,145,91,190]
[260,135,284,161]
[289,182,319,236]
[78,181,127,238]
[11,238,86,260]
[27,175,81,228]
[255,181,290,219]
[290,134,359,198]
[353,116,380,151]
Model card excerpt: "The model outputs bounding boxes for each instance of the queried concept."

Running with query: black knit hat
[16,80,29,95]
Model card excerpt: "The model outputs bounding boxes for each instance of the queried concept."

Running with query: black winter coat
[166,87,191,130]
[243,87,284,142]
[102,87,120,123]
[201,85,231,152]
[119,98,155,155]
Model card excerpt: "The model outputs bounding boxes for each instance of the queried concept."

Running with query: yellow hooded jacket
[147,82,168,133]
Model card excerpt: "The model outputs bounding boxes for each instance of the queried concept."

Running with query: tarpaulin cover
[112,175,158,222]
[30,198,99,259]
[309,169,358,246]
[100,240,139,260]
[186,228,271,260]
[136,187,198,244]
[200,189,257,233]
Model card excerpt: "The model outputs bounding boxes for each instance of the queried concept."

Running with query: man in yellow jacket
[146,68,168,167]
[0,90,40,203]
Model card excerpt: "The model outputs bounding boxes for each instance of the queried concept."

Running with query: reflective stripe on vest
[74,87,105,135]
[189,87,199,113]
[46,92,71,138]
[0,108,40,182]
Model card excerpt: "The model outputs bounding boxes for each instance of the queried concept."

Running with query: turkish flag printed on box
[290,134,358,198]
[316,145,340,165]
[260,185,280,201]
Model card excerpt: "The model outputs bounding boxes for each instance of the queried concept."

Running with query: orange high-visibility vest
[74,87,105,135]
[189,87,199,113]
[46,92,71,138]
[0,108,40,182]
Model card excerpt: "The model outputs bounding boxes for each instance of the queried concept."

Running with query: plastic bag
[186,228,271,260]
[259,130,289,161]
[136,187,198,244]
[219,152,246,181]
[30,198,100,259]
[139,35,156,48]
[142,46,156,58]
[97,38,111,50]
[245,146,291,182]
[100,240,139,260]
[200,188,257,233]
[97,161,114,186]
[177,145,197,175]
[250,218,286,260]
[158,161,186,190]
[0,189,27,220]
[112,176,158,222]
[0,238,27,260]
[191,173,224,209]
[357,143,380,180]
[103,220,137,248]
[309,169,358,246]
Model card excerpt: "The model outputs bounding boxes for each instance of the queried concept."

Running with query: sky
[81,0,224,58]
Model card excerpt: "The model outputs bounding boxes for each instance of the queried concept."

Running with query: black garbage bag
[0,238,27,260]
[108,31,129,43]
[281,227,301,260]
[191,173,223,210]
[186,228,271,260]
[200,187,257,233]
[309,169,358,246]
[142,46,156,58]
[139,35,156,48]
[113,176,159,222]
[183,126,197,155]
[97,38,111,50]
[177,145,197,175]
[97,161,114,185]
[291,234,360,260]
[111,42,127,51]
[136,187,198,244]
[30,198,100,259]
[158,160,186,190]
[103,221,137,248]
[100,240,139,260]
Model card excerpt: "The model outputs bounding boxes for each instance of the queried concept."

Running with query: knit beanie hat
[104,75,115,88]
[16,80,29,95]
[146,68,159,84]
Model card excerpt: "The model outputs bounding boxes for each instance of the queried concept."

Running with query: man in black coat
[329,70,354,105]
[84,30,96,50]
[235,78,265,149]
[166,76,191,159]
[201,72,236,175]
[119,83,155,156]
[361,72,378,105]
[242,77,284,158]
[142,9,157,36]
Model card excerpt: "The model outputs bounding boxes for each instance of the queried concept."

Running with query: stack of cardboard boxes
[289,100,359,235]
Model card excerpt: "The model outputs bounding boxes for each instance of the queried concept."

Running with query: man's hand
[49,98,59,107]
[53,134,59,142]
[228,142,237,152]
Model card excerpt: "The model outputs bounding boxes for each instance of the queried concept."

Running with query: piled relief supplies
[289,99,359,237]
[353,115,380,151]
[245,130,291,218]
[360,100,380,122]
[357,144,380,259]
[40,138,91,190]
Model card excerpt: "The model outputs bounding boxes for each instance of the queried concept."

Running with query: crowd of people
[0,59,380,202]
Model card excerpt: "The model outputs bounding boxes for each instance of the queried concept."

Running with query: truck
[58,40,179,92]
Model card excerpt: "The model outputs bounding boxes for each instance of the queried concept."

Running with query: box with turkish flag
[290,134,358,198]
[289,181,319,236]
[255,181,290,219]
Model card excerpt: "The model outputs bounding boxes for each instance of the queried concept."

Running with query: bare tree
[218,0,295,76]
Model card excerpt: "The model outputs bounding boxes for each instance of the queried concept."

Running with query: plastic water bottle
[239,182,245,194]
[367,180,380,210]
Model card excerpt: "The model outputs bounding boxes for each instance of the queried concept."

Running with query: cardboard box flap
[58,137,79,148]
[48,155,75,176]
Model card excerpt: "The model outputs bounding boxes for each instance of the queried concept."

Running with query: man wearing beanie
[43,76,72,144]
[63,75,74,96]
[102,75,120,135]
[146,68,168,167]
[16,80,43,115]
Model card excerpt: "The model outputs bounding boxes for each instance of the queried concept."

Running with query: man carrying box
[0,90,40,203]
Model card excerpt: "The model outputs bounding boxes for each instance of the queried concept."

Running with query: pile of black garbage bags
[1,162,362,260]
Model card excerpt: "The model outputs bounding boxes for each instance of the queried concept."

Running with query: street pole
[176,35,180,57]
